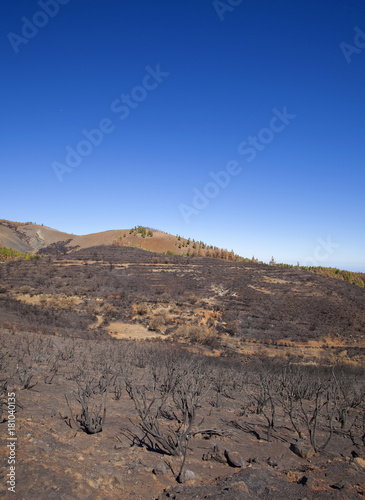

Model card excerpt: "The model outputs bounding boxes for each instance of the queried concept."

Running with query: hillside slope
[0,221,223,258]
[0,220,71,253]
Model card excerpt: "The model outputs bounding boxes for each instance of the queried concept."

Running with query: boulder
[153,462,167,476]
[290,440,315,459]
[183,470,195,482]
[225,450,244,468]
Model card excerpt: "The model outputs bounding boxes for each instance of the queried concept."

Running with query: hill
[0,220,236,259]
[1,227,365,498]
[1,220,364,290]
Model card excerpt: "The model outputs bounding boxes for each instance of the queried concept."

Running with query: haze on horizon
[1,0,364,272]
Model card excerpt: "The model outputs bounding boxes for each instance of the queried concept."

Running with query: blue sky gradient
[1,0,364,270]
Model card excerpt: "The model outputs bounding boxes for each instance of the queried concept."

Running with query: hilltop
[0,220,238,260]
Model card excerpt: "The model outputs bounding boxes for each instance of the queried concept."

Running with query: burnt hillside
[0,245,364,345]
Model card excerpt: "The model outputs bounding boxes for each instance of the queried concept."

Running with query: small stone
[203,443,227,464]
[114,443,123,450]
[212,443,227,464]
[331,480,350,490]
[354,457,365,468]
[225,450,244,468]
[300,475,314,487]
[290,440,315,459]
[153,463,167,476]
[232,481,249,493]
[87,479,100,489]
[183,470,195,482]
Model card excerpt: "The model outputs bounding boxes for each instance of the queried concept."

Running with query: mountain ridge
[1,219,364,288]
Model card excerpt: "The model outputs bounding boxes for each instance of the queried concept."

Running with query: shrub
[137,226,147,238]
[173,324,219,346]
[136,302,150,315]
[149,314,166,333]
[65,373,108,434]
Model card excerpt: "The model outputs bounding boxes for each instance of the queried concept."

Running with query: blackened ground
[0,245,364,344]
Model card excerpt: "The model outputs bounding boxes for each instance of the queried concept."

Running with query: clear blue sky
[1,0,364,271]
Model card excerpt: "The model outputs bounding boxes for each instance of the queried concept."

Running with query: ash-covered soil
[0,245,364,498]
[0,331,365,499]
[1,245,364,348]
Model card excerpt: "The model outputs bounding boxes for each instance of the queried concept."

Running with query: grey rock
[331,480,351,491]
[225,450,244,468]
[183,470,195,482]
[290,440,315,459]
[202,443,227,464]
[212,443,228,464]
[153,462,167,476]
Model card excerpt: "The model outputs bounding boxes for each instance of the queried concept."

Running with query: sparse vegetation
[0,247,39,262]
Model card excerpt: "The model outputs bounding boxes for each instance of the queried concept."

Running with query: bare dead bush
[250,366,280,442]
[65,371,109,434]
[209,364,238,409]
[124,349,208,482]
[333,366,365,430]
[41,357,59,384]
[297,368,338,453]
[349,411,365,449]
[16,360,37,390]
[277,365,338,452]
[57,341,76,362]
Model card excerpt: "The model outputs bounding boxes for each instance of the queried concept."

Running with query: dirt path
[107,321,163,340]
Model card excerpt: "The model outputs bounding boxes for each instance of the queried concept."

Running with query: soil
[0,244,364,499]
